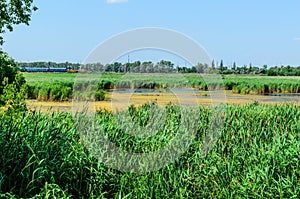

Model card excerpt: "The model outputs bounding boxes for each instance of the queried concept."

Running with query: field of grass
[23,73,300,102]
[1,103,300,198]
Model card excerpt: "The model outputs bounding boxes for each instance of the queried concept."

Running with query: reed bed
[0,103,299,198]
[23,73,300,102]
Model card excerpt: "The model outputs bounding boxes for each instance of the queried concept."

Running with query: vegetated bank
[0,102,299,198]
[23,73,300,102]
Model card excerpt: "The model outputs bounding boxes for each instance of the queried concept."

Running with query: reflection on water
[263,93,300,97]
[112,88,300,104]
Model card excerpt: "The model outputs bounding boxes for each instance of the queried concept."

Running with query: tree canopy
[0,50,18,94]
[0,0,37,45]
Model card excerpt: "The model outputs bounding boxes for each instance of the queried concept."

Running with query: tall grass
[23,73,300,103]
[27,81,73,101]
[1,103,299,198]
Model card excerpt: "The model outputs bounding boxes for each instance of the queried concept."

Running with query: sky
[2,0,300,67]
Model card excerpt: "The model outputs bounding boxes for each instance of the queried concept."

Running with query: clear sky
[2,0,300,67]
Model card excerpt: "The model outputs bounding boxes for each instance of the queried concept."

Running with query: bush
[95,89,105,101]
[98,80,114,89]
[0,73,27,111]
[0,51,20,96]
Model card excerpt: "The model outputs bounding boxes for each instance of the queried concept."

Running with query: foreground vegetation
[0,103,299,198]
[23,73,300,102]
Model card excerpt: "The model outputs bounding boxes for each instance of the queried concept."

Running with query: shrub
[0,51,19,95]
[0,73,27,111]
[98,80,114,89]
[95,89,105,101]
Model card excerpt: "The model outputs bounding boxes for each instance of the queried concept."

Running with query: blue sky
[2,0,300,67]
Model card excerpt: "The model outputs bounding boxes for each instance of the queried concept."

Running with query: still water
[27,88,300,112]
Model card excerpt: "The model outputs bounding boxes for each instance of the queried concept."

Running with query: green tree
[219,59,224,72]
[195,63,209,73]
[232,62,236,72]
[0,0,37,45]
[0,73,27,110]
[248,63,253,73]
[0,51,27,109]
[211,59,215,70]
[0,1,36,108]
[0,51,20,94]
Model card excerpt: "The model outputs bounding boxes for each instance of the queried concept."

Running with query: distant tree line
[214,60,300,76]
[82,60,177,73]
[18,59,300,76]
